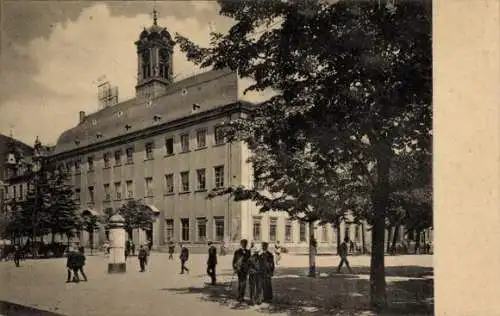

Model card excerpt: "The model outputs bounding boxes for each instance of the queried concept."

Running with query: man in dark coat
[168,239,175,260]
[248,246,263,305]
[13,245,21,267]
[232,239,250,302]
[206,241,217,285]
[337,237,354,273]
[261,242,275,302]
[179,245,189,274]
[138,245,148,272]
[74,246,88,281]
[66,247,79,283]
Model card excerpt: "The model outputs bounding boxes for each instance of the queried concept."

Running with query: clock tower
[135,9,175,101]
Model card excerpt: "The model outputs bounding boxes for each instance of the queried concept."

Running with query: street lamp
[31,138,44,258]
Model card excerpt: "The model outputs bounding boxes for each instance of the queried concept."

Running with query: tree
[176,0,431,309]
[116,199,154,240]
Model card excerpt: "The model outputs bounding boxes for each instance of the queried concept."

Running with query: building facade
[41,15,428,253]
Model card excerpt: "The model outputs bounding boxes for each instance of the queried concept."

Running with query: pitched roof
[54,68,238,155]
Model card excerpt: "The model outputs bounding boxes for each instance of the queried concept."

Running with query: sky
[0,1,275,146]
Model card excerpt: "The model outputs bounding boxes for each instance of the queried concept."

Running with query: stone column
[108,214,126,273]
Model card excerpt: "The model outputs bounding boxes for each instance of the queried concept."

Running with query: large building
[3,14,431,253]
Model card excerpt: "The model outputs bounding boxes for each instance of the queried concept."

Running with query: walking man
[207,241,217,285]
[66,246,78,283]
[75,247,88,282]
[168,239,175,260]
[261,242,275,302]
[337,237,354,274]
[13,245,21,267]
[248,245,263,305]
[138,245,148,272]
[232,239,250,302]
[179,245,189,274]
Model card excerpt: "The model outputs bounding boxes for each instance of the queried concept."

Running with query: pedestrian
[75,246,88,282]
[13,245,21,267]
[138,245,148,272]
[148,239,153,251]
[274,241,281,266]
[337,237,354,274]
[168,239,175,260]
[232,239,250,303]
[248,245,263,305]
[261,242,275,302]
[179,245,189,274]
[66,246,78,283]
[220,241,227,256]
[207,241,217,285]
[131,241,136,256]
[125,240,131,259]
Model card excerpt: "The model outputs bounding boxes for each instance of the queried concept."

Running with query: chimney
[79,111,86,123]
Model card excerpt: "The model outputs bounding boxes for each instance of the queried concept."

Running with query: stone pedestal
[108,214,126,273]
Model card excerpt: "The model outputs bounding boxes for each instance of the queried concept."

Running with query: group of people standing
[232,239,275,305]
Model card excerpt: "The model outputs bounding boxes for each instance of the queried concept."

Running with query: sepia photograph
[0,1,434,315]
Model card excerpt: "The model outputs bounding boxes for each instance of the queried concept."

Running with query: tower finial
[152,8,158,26]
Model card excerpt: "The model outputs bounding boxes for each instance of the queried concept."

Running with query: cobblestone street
[0,253,433,316]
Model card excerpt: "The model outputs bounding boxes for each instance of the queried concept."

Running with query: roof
[54,68,239,155]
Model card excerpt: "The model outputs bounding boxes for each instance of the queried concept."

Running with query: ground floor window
[285,220,292,242]
[253,217,262,241]
[299,222,307,242]
[214,217,224,242]
[197,218,207,242]
[165,219,174,241]
[181,218,190,241]
[269,218,277,242]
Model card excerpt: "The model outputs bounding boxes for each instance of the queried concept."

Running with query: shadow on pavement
[0,300,65,316]
[165,265,433,316]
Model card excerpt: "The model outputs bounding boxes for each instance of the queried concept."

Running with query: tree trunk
[370,143,390,310]
[89,230,94,255]
[391,225,400,254]
[415,230,421,254]
[308,221,317,277]
[386,228,392,253]
[361,222,366,254]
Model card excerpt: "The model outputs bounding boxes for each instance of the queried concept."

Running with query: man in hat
[206,241,217,285]
[138,245,148,272]
[261,242,275,302]
[232,239,250,302]
[337,237,354,274]
[248,244,263,305]
[179,244,189,274]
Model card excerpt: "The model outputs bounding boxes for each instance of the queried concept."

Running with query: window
[196,129,206,148]
[196,169,206,190]
[285,220,292,242]
[253,217,261,241]
[269,218,278,242]
[88,186,94,203]
[165,174,174,193]
[87,156,94,172]
[214,166,224,188]
[104,184,110,200]
[322,225,328,242]
[166,219,174,241]
[180,171,189,192]
[114,150,122,166]
[75,188,81,203]
[180,134,189,152]
[299,222,307,242]
[214,126,225,145]
[181,218,190,241]
[145,142,154,160]
[197,218,207,241]
[145,177,153,196]
[114,182,122,200]
[126,147,134,164]
[215,217,224,242]
[126,180,133,199]
[103,153,110,168]
[74,160,81,172]
[165,137,174,155]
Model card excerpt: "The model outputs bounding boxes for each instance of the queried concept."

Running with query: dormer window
[117,111,124,118]
[146,100,153,108]
[74,139,80,146]
[182,88,188,96]
[91,119,97,125]
[96,132,103,139]
[125,124,132,131]
[192,103,200,112]
[153,114,162,122]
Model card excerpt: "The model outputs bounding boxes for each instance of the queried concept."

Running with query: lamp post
[31,138,44,258]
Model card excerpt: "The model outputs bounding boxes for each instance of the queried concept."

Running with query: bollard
[108,214,126,273]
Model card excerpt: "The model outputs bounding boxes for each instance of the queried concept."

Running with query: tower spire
[152,8,158,26]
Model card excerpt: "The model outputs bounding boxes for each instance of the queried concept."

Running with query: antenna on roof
[96,75,119,109]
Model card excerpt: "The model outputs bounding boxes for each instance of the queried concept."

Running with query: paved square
[0,253,433,316]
